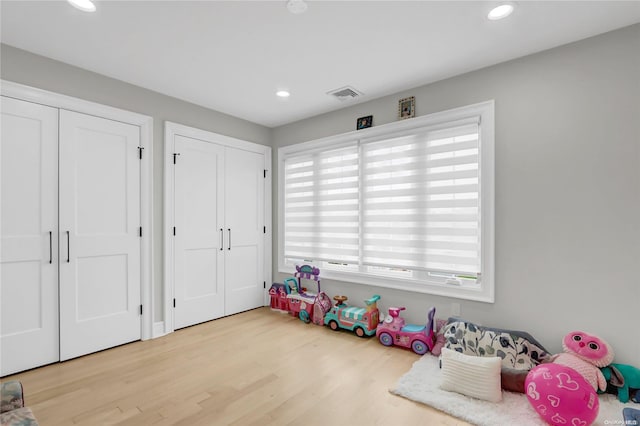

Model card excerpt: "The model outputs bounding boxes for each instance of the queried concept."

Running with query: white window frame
[278,100,494,303]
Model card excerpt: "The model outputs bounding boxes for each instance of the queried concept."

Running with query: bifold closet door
[58,110,142,361]
[0,96,59,376]
[224,147,265,316]
[173,135,225,329]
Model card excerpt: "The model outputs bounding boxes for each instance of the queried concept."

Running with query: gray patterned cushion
[1,381,38,426]
[443,318,551,370]
[0,407,38,426]
[0,382,23,414]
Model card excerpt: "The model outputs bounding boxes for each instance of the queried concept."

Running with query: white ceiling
[2,1,639,127]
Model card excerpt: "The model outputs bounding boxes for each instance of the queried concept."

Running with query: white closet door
[173,135,225,329]
[224,147,265,315]
[1,97,59,376]
[59,110,141,361]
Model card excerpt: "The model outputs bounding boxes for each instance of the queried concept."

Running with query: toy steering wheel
[388,307,406,318]
[333,295,348,306]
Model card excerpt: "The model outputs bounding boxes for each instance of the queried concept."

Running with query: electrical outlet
[451,302,461,316]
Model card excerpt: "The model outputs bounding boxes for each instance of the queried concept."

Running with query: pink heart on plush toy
[537,405,548,415]
[527,383,540,400]
[543,371,553,380]
[548,395,560,407]
[557,373,580,391]
[572,419,587,426]
[552,413,567,424]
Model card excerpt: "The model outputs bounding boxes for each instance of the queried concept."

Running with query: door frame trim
[164,121,272,334]
[2,80,155,341]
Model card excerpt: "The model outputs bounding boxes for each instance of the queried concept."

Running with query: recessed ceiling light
[488,3,514,20]
[286,0,308,15]
[67,0,96,12]
[276,90,291,98]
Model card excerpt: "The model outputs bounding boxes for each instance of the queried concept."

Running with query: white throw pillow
[439,347,503,403]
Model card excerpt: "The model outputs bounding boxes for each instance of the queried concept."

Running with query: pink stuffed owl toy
[551,331,614,391]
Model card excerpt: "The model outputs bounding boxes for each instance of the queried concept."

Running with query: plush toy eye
[588,342,599,350]
[572,335,582,342]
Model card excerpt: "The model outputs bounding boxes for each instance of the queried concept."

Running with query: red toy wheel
[328,320,339,331]
[354,327,365,338]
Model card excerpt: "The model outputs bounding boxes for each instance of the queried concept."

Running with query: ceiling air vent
[327,86,363,101]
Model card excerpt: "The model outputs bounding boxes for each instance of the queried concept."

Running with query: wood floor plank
[2,308,470,425]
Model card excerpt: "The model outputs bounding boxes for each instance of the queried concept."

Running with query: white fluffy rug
[391,355,637,426]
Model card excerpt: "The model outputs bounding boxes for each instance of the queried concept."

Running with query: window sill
[277,265,494,303]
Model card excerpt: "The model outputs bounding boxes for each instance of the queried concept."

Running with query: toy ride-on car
[324,294,380,337]
[376,306,436,355]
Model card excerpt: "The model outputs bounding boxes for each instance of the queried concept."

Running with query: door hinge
[139,226,143,237]
[263,281,266,289]
[264,169,267,178]
[173,226,176,236]
[173,298,176,308]
[139,305,143,315]
[173,153,180,164]
[138,146,144,160]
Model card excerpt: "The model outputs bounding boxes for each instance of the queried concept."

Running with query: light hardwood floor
[3,308,470,425]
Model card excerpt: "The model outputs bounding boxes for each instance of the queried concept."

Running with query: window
[278,101,494,302]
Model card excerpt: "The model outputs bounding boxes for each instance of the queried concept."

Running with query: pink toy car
[376,306,436,355]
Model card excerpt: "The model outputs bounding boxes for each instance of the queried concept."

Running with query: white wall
[271,24,640,364]
[0,44,272,322]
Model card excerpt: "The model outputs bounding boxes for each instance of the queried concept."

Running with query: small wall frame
[356,115,373,130]
[398,96,415,120]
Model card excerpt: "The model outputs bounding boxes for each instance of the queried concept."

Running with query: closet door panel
[224,147,265,315]
[173,135,225,329]
[0,96,59,376]
[59,110,141,361]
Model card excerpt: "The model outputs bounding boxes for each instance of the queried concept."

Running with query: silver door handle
[220,228,224,251]
[228,228,231,251]
[66,231,70,263]
[49,231,53,264]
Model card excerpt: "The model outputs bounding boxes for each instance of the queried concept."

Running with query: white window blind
[361,123,480,277]
[283,143,360,265]
[280,101,494,302]
[283,122,480,277]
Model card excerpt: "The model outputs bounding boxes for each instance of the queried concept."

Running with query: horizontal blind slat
[363,184,479,199]
[363,251,479,265]
[364,169,478,184]
[285,192,360,202]
[285,255,360,265]
[364,139,478,161]
[363,199,479,209]
[363,212,478,221]
[363,238,478,251]
[362,227,479,237]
